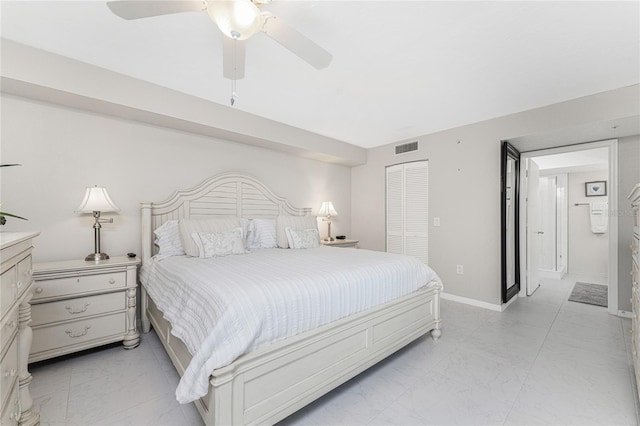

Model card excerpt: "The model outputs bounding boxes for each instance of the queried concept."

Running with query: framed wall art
[585,181,607,197]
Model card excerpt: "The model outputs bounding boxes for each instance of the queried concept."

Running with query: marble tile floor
[30,274,638,425]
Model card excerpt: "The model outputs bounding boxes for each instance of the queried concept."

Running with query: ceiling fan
[106,0,333,82]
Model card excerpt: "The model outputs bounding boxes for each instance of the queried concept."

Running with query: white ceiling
[533,147,608,172]
[1,1,638,148]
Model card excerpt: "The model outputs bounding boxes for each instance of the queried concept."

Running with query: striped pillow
[249,218,277,249]
[154,220,185,259]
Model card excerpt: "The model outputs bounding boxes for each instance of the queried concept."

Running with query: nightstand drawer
[0,337,18,409]
[0,267,17,318]
[33,271,126,302]
[31,292,125,327]
[32,312,126,355]
[0,307,18,353]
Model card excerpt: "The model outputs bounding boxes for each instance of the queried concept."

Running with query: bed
[139,172,442,425]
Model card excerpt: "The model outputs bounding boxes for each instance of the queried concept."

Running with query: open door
[501,141,520,303]
[525,158,542,295]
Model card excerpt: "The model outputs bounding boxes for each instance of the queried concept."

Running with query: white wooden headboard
[140,172,312,261]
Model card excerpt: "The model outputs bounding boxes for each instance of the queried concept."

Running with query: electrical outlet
[456,265,464,274]
[434,217,440,227]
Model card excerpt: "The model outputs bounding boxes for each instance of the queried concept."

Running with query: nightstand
[29,256,140,363]
[321,239,359,248]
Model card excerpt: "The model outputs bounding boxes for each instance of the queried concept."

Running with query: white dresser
[629,183,640,400]
[29,256,140,363]
[0,232,40,426]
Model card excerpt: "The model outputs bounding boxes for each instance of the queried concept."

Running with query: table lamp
[76,186,120,261]
[318,201,338,242]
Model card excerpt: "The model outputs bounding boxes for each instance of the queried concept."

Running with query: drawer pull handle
[65,303,90,314]
[66,325,91,338]
[34,287,43,294]
[16,281,22,289]
[109,278,116,284]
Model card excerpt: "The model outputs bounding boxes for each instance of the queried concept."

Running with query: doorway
[518,140,618,314]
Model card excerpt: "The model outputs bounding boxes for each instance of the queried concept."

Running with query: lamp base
[85,252,110,262]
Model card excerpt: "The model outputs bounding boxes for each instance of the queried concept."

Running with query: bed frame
[140,172,442,425]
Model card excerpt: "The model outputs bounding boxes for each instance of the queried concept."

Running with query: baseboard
[539,269,566,280]
[618,310,633,319]
[441,292,503,312]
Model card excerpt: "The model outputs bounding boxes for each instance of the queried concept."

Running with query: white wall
[351,85,639,306]
[0,94,352,262]
[567,170,609,278]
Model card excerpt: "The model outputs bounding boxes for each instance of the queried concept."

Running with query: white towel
[589,202,608,234]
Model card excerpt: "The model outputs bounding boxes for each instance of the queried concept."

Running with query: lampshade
[208,0,264,40]
[76,186,120,213]
[318,201,338,217]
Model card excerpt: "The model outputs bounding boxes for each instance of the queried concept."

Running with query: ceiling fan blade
[106,1,204,20]
[262,14,332,70]
[223,37,246,80]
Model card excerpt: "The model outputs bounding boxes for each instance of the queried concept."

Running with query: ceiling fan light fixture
[208,0,263,40]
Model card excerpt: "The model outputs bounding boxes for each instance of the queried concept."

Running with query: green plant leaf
[0,212,28,220]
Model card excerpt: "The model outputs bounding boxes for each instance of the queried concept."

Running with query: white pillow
[249,218,277,249]
[154,220,185,259]
[276,215,318,248]
[179,216,241,257]
[191,228,246,258]
[285,227,320,249]
[240,218,251,244]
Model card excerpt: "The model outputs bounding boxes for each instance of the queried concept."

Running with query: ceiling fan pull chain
[231,79,236,106]
[230,33,240,106]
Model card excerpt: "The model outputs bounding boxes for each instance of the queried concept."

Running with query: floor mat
[568,282,607,307]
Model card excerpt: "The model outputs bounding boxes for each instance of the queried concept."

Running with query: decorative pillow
[179,216,241,257]
[191,228,246,258]
[285,227,320,249]
[154,220,185,259]
[276,215,318,248]
[250,218,277,249]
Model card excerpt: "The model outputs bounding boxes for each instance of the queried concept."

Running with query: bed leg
[431,326,442,341]
[141,286,151,333]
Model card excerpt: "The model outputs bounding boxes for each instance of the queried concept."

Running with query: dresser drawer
[0,337,18,409]
[0,267,17,319]
[31,312,126,355]
[33,271,126,302]
[16,255,32,299]
[31,292,125,327]
[0,306,18,354]
[0,381,19,426]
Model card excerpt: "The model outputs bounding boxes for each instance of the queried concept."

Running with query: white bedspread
[139,247,442,403]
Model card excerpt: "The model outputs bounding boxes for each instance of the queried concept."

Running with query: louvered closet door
[386,165,404,255]
[386,161,428,264]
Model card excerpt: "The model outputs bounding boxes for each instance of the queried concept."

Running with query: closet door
[386,165,405,255]
[386,161,429,264]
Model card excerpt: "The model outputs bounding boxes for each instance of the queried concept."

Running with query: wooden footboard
[142,284,441,426]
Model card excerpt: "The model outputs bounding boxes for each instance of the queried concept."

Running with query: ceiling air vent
[395,141,419,155]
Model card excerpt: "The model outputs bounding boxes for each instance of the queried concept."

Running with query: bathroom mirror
[501,141,520,303]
